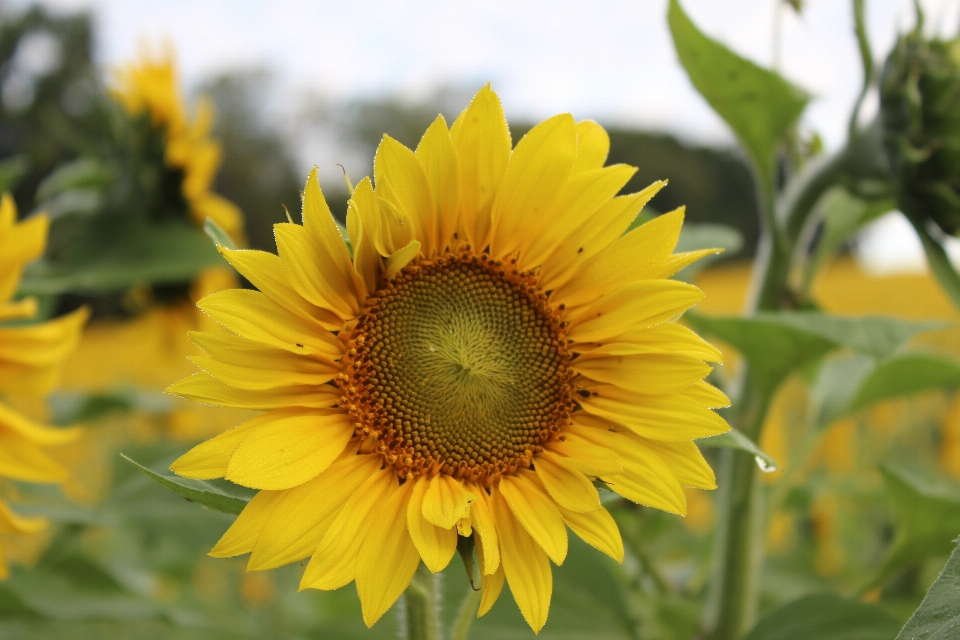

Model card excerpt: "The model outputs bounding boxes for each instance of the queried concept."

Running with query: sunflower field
[3,1,960,639]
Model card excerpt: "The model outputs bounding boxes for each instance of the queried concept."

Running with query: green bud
[879,28,960,235]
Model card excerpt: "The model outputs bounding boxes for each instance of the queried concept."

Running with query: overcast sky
[17,0,960,152]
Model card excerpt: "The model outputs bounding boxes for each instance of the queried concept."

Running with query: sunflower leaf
[896,539,960,640]
[684,312,943,395]
[120,454,248,515]
[667,0,809,185]
[698,428,777,472]
[871,465,960,589]
[742,593,901,640]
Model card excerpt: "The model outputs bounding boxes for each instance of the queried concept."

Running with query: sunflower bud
[880,28,960,235]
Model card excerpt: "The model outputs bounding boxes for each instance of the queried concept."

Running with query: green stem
[403,564,441,640]
[449,587,482,640]
[911,217,960,311]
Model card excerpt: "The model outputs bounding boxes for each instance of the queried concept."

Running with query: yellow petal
[491,488,552,633]
[209,490,284,558]
[347,198,379,294]
[685,380,731,408]
[450,85,511,250]
[300,467,396,591]
[416,115,461,253]
[300,167,366,304]
[356,480,421,627]
[553,207,686,307]
[572,353,711,395]
[518,164,637,271]
[572,120,610,174]
[197,289,343,359]
[189,350,337,391]
[0,544,7,580]
[499,471,567,564]
[534,451,601,512]
[166,372,339,411]
[557,505,624,563]
[375,136,433,255]
[0,430,66,482]
[275,222,359,318]
[637,438,717,490]
[407,476,457,573]
[0,498,46,534]
[491,113,576,259]
[422,474,476,529]
[0,402,79,446]
[370,180,417,255]
[249,453,381,570]
[573,322,723,363]
[226,408,355,490]
[170,412,268,479]
[576,388,729,441]
[476,533,505,617]
[0,297,38,322]
[0,306,89,368]
[385,239,421,280]
[470,487,500,574]
[539,183,666,292]
[545,433,623,476]
[218,247,342,331]
[564,280,703,344]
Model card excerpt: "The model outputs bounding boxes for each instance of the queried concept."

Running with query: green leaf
[203,217,237,251]
[698,428,778,472]
[19,218,223,294]
[120,454,249,515]
[896,539,960,640]
[684,312,942,394]
[849,354,960,414]
[35,158,112,204]
[0,155,29,194]
[742,593,900,640]
[667,0,809,183]
[808,353,877,429]
[876,465,960,586]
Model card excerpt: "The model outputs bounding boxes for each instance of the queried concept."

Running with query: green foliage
[742,594,901,640]
[203,218,237,251]
[667,0,809,185]
[684,311,939,395]
[895,540,960,640]
[699,428,778,472]
[121,455,248,516]
[876,466,960,586]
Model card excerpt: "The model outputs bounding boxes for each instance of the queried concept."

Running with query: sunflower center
[338,252,574,485]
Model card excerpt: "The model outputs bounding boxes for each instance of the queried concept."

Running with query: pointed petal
[470,487,500,574]
[166,372,339,411]
[422,474,476,529]
[534,452,601,512]
[375,136,434,255]
[407,476,457,573]
[209,490,284,558]
[416,115,460,252]
[572,353,711,395]
[572,120,610,173]
[557,505,624,563]
[499,471,567,564]
[476,533,505,617]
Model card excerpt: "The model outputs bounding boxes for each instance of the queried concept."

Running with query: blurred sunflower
[169,86,728,632]
[0,193,87,579]
[112,47,244,242]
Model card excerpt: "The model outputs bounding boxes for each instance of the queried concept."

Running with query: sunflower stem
[403,564,441,640]
[449,586,482,640]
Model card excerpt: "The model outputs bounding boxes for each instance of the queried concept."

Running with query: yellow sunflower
[0,193,88,580]
[111,47,245,243]
[168,86,729,632]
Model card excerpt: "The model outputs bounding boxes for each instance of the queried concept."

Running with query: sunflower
[111,47,245,243]
[0,193,88,580]
[168,86,729,632]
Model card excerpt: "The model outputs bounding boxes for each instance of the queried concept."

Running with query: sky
[13,0,960,272]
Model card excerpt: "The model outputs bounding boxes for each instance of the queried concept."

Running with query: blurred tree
[200,70,304,252]
[0,4,104,213]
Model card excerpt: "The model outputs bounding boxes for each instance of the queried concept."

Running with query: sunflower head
[111,48,244,243]
[169,86,728,632]
[880,28,960,235]
[0,192,86,580]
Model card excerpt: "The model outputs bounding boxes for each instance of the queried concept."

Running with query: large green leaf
[849,354,960,414]
[121,455,249,516]
[876,465,960,585]
[684,312,939,394]
[896,540,960,640]
[699,428,778,472]
[742,593,900,640]
[19,218,223,294]
[667,0,809,183]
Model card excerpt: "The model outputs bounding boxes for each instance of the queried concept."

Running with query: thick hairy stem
[449,587,482,640]
[403,564,441,640]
